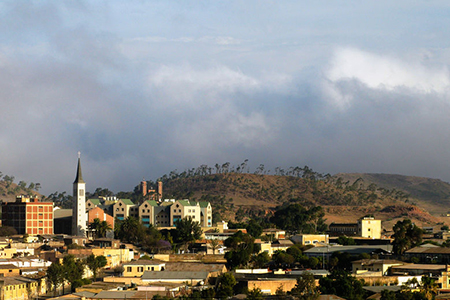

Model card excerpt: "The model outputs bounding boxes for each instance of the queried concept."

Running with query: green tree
[246,219,263,238]
[273,251,295,267]
[270,204,327,235]
[115,216,146,244]
[246,287,264,300]
[224,231,255,269]
[319,270,366,300]
[337,236,356,245]
[46,261,65,295]
[62,255,85,291]
[251,252,270,268]
[173,216,202,251]
[420,276,438,300]
[392,219,423,255]
[216,273,236,299]
[290,272,320,300]
[86,254,107,281]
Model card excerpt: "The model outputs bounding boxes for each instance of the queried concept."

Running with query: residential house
[0,264,20,277]
[0,276,45,300]
[261,228,286,240]
[122,260,166,277]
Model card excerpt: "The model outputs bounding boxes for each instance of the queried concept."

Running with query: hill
[334,173,450,217]
[0,177,42,203]
[160,172,444,229]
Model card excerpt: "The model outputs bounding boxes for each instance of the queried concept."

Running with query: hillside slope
[334,173,450,216]
[161,173,443,228]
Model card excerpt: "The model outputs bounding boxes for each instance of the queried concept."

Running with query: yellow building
[358,217,381,239]
[352,259,405,275]
[291,234,329,246]
[122,259,166,277]
[0,276,45,300]
[91,247,134,268]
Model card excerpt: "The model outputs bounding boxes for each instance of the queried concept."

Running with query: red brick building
[2,196,53,235]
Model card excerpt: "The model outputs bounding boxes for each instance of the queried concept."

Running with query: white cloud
[147,64,260,107]
[323,47,450,107]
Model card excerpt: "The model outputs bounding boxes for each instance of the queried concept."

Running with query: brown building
[87,207,114,230]
[2,196,53,235]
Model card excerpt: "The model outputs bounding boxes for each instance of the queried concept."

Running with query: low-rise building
[352,259,405,275]
[141,271,210,285]
[122,260,166,277]
[291,234,329,246]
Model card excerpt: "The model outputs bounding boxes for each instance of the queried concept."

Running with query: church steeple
[74,152,85,184]
[72,152,87,237]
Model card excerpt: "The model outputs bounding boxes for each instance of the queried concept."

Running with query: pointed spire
[74,152,85,184]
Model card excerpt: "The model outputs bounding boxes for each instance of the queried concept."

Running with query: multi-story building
[113,199,138,221]
[1,196,53,235]
[199,201,212,227]
[139,200,158,227]
[328,217,381,238]
[358,217,381,239]
[170,200,201,226]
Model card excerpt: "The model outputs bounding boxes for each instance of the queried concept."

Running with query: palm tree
[208,239,219,255]
[89,218,112,239]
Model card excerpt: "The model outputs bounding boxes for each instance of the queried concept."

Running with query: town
[0,158,449,300]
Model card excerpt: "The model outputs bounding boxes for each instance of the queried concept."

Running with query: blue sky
[2,1,450,194]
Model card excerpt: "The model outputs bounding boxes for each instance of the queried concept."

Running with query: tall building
[72,154,87,237]
[2,196,53,235]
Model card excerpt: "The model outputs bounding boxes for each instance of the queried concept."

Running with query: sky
[2,1,450,195]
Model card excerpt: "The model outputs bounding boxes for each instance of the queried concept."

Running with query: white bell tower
[72,152,87,237]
